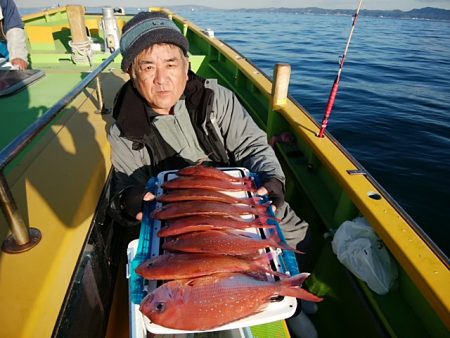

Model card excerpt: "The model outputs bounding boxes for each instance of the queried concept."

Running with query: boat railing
[0,49,120,254]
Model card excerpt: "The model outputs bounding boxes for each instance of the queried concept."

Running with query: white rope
[69,39,92,64]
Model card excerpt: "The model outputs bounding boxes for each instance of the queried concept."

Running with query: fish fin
[237,232,259,239]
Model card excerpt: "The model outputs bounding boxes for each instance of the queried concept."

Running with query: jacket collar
[114,81,153,142]
[114,70,204,142]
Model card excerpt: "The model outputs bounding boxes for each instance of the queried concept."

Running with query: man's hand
[256,177,285,212]
[136,192,155,221]
[11,58,28,70]
[121,186,155,221]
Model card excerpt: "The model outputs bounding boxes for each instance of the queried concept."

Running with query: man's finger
[256,187,269,196]
[143,192,155,201]
[136,211,143,221]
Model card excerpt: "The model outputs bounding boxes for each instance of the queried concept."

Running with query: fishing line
[318,0,364,138]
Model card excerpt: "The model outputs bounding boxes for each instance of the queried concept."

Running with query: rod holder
[272,63,291,109]
[0,173,41,253]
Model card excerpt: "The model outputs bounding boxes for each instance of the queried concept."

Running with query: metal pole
[95,76,104,112]
[0,173,41,253]
[318,0,363,138]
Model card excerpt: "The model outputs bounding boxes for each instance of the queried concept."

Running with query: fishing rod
[318,0,363,138]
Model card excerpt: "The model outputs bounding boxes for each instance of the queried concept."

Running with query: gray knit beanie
[120,12,189,72]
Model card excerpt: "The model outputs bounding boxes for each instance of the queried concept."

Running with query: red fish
[151,201,270,220]
[135,252,287,280]
[156,188,260,205]
[177,164,252,183]
[162,176,256,192]
[140,272,323,331]
[161,230,303,255]
[158,215,275,237]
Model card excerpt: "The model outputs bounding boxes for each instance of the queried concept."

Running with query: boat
[0,5,448,338]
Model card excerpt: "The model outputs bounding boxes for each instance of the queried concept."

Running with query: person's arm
[108,124,154,223]
[6,28,28,69]
[210,82,286,208]
[2,0,28,69]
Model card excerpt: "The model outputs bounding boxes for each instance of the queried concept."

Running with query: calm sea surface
[20,8,450,257]
[175,9,450,257]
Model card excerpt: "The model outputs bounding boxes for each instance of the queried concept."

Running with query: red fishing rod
[318,0,364,138]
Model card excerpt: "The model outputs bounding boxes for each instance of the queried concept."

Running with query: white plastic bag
[331,217,398,295]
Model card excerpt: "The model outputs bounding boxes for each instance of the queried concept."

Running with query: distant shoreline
[172,6,450,21]
[19,6,450,21]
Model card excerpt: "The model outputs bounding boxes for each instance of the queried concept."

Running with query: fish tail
[245,179,257,191]
[256,215,281,224]
[254,251,290,278]
[279,272,310,286]
[278,273,324,302]
[252,201,274,215]
[242,196,263,205]
[253,250,278,264]
[268,231,305,255]
[280,286,324,302]
[260,201,272,208]
[243,176,254,184]
[255,223,277,229]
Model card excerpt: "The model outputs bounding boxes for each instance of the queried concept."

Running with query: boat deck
[1,70,72,143]
[0,63,127,337]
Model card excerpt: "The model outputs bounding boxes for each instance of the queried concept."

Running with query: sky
[13,0,450,10]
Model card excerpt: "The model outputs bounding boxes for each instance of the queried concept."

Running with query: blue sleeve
[1,0,24,31]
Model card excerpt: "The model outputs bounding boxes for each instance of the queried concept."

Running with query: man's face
[132,44,189,114]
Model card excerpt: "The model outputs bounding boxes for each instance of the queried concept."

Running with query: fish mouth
[269,295,284,302]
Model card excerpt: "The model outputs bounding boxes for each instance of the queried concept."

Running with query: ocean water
[174,9,450,257]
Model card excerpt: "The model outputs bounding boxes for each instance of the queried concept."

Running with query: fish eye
[155,302,166,312]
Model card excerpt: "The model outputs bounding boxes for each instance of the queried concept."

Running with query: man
[109,12,317,337]
[0,0,28,70]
